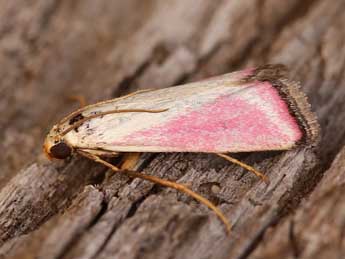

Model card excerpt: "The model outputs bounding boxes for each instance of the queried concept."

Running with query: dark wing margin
[243,64,320,146]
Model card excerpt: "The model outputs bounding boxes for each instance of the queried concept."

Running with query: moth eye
[50,142,72,159]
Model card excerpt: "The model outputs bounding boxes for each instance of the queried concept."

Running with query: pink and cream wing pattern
[62,65,319,153]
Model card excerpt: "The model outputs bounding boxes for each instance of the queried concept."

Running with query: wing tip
[244,64,320,146]
[278,79,320,147]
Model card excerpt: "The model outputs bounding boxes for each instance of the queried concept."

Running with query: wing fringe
[244,64,320,146]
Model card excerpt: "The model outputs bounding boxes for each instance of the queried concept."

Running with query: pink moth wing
[62,65,319,153]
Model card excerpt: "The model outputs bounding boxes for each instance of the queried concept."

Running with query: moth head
[43,125,73,160]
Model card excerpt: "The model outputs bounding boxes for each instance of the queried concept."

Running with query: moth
[44,64,319,233]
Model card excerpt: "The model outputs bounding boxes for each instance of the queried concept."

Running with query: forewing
[62,69,305,153]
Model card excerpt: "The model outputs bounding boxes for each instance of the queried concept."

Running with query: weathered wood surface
[252,146,345,259]
[1,1,345,258]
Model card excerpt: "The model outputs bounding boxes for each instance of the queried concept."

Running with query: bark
[1,1,345,259]
[251,146,345,259]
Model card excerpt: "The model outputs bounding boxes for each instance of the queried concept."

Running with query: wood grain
[252,146,345,259]
[1,1,345,258]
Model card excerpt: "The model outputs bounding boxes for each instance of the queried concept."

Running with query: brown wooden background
[1,1,345,258]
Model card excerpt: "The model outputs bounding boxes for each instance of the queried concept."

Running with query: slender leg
[120,152,142,170]
[59,89,155,125]
[217,153,270,184]
[77,150,231,234]
[61,107,168,136]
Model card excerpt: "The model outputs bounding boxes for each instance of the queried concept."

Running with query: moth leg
[59,89,155,125]
[77,148,119,157]
[77,150,231,234]
[217,153,270,184]
[68,95,87,108]
[120,152,141,170]
[61,107,168,136]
